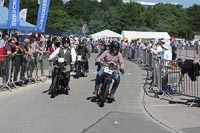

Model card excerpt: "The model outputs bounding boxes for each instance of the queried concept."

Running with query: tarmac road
[0,53,175,133]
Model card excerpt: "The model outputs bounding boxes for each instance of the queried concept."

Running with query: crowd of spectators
[0,32,63,86]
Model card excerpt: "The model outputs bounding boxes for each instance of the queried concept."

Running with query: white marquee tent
[121,30,170,42]
[90,29,121,40]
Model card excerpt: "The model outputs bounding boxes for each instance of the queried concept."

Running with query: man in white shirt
[151,42,163,56]
[48,37,77,95]
[162,43,172,61]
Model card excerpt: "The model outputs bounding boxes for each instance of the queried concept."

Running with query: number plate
[77,55,82,61]
[104,67,113,75]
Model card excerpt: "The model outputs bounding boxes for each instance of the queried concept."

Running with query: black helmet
[62,37,70,45]
[110,41,120,54]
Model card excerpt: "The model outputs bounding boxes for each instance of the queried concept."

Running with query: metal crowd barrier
[122,46,200,106]
[0,54,49,91]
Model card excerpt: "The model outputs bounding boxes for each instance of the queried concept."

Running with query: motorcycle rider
[94,41,125,99]
[48,37,76,92]
[76,40,91,73]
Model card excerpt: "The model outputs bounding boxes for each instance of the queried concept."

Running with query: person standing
[0,32,9,49]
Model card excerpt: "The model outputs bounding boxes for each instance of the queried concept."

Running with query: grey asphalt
[0,53,192,133]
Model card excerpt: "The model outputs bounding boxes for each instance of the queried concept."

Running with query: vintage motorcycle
[75,55,86,78]
[50,57,68,98]
[97,62,115,107]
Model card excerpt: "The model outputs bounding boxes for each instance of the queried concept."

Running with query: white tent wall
[90,29,122,40]
[121,30,170,42]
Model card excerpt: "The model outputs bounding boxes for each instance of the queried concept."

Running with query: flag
[0,0,4,7]
[20,8,27,21]
[8,0,20,29]
[36,0,50,32]
[82,24,87,37]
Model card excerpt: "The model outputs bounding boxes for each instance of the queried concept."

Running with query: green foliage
[117,2,144,30]
[99,0,122,10]
[187,5,200,32]
[151,4,189,38]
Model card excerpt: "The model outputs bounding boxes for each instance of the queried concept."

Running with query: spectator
[0,32,9,49]
[0,39,18,83]
[21,38,30,80]
[162,43,172,61]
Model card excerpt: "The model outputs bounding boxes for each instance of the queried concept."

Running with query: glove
[119,69,124,74]
[95,61,101,66]
[95,62,101,71]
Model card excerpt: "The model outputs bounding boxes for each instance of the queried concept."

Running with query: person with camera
[93,41,125,100]
[48,37,76,92]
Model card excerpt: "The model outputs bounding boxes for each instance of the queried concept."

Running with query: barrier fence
[1,46,200,106]
[0,54,49,91]
[122,46,200,106]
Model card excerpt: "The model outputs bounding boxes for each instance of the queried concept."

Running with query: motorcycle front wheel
[76,63,81,79]
[98,83,111,107]
[51,75,59,98]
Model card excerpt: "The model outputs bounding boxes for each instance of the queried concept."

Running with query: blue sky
[63,0,200,8]
[140,0,200,8]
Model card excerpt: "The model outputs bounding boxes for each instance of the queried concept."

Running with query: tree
[151,4,189,38]
[64,0,98,22]
[187,5,200,34]
[117,2,144,30]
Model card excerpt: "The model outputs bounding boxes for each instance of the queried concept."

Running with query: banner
[8,0,20,29]
[36,0,50,32]
[82,24,87,37]
[0,0,4,7]
[20,8,27,21]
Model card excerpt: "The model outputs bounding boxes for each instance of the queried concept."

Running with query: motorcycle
[97,62,115,107]
[50,57,68,98]
[75,55,86,78]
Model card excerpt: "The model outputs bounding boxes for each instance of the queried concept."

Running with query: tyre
[81,63,86,77]
[76,63,80,78]
[51,75,59,98]
[99,83,110,107]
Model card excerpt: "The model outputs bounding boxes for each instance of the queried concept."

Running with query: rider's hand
[71,61,75,65]
[48,58,52,61]
[95,61,100,66]
[119,69,125,74]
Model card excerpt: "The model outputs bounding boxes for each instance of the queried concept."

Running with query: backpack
[16,45,25,54]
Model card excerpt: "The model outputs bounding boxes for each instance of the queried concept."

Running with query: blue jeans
[95,67,120,94]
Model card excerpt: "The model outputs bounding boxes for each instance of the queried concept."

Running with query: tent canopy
[121,30,170,42]
[90,29,121,39]
[0,7,36,32]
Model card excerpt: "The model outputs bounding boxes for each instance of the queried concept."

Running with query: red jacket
[0,43,11,62]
